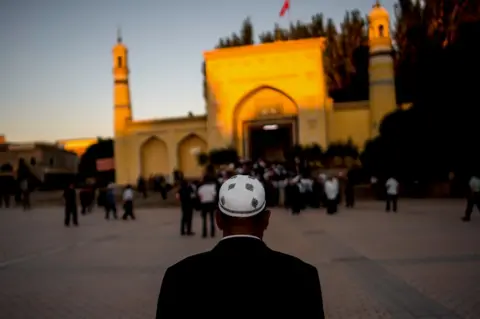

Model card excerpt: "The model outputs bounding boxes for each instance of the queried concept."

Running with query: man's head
[215,175,270,238]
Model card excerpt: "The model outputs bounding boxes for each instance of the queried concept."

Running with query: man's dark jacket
[156,237,325,318]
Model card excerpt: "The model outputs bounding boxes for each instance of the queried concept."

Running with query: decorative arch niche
[140,136,169,177]
[177,133,208,179]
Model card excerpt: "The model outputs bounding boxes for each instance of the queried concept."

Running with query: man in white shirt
[385,177,399,212]
[462,174,480,222]
[324,176,339,215]
[197,176,218,238]
[122,184,135,220]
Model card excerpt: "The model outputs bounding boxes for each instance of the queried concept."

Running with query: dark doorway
[248,122,294,162]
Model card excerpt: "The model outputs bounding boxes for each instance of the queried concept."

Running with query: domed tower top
[112,28,129,74]
[368,1,391,51]
[369,1,389,19]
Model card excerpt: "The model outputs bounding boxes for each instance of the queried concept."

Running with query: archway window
[378,25,385,37]
[117,56,123,68]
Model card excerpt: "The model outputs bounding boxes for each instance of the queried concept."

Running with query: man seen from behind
[156,174,325,318]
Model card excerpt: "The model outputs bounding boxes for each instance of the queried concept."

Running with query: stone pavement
[0,199,479,319]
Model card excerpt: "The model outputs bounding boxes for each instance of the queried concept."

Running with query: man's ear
[215,210,224,230]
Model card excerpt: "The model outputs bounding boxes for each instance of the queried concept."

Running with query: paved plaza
[0,200,479,319]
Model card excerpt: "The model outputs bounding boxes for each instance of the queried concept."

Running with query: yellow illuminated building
[113,3,397,184]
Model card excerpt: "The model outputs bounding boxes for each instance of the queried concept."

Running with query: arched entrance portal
[233,86,298,161]
[140,137,169,178]
[177,134,208,179]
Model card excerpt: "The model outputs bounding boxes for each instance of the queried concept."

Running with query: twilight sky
[0,0,395,142]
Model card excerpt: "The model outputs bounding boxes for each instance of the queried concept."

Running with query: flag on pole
[279,0,290,17]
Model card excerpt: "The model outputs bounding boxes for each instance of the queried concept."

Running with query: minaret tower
[112,29,132,184]
[368,1,397,137]
[112,29,132,135]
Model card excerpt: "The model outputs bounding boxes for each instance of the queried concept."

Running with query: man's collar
[221,234,261,241]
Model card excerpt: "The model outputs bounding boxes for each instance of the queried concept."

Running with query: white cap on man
[218,175,266,218]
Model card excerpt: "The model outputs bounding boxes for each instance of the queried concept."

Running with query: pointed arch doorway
[233,86,299,161]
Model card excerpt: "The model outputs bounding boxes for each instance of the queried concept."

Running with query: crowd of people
[1,159,478,227]
[175,158,480,235]
[175,158,384,238]
[61,182,138,227]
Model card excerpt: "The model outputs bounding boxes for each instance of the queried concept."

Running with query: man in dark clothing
[63,183,78,227]
[79,185,91,215]
[0,174,13,208]
[156,175,325,319]
[289,176,302,215]
[176,179,195,236]
[345,180,355,208]
[137,176,147,198]
[20,179,31,211]
[105,183,117,220]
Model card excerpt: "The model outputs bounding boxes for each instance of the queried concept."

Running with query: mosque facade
[113,3,397,185]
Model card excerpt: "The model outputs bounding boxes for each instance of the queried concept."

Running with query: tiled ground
[0,199,479,318]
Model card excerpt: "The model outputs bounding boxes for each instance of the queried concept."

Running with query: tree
[309,14,326,37]
[259,31,275,43]
[240,17,254,45]
[208,148,238,165]
[302,144,323,161]
[196,152,209,166]
[0,163,13,172]
[78,139,114,180]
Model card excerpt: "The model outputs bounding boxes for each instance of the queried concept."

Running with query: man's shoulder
[268,249,317,273]
[166,251,213,274]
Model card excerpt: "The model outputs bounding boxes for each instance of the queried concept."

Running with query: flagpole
[288,0,291,26]
[278,0,291,39]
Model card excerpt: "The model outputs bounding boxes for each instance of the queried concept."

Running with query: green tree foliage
[240,17,254,45]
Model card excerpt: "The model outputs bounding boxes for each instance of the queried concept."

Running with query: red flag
[279,0,290,17]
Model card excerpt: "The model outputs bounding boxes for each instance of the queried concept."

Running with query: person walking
[462,174,480,222]
[155,174,325,318]
[122,184,135,220]
[176,179,196,236]
[63,183,78,227]
[105,183,118,220]
[289,176,302,215]
[324,175,339,215]
[345,172,355,208]
[197,176,217,238]
[20,179,31,210]
[385,176,399,212]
